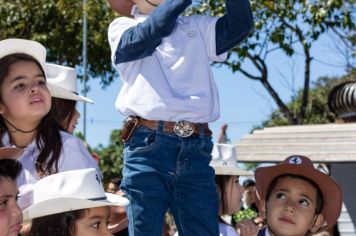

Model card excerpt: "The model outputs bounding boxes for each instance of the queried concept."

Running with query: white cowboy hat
[0,147,24,160]
[46,63,94,103]
[0,38,47,74]
[23,168,129,222]
[211,143,253,176]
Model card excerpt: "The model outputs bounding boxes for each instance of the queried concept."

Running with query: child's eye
[0,199,8,208]
[276,192,286,199]
[91,222,100,229]
[14,83,25,90]
[37,80,46,86]
[299,199,309,207]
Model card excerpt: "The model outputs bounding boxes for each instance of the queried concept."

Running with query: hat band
[88,196,107,201]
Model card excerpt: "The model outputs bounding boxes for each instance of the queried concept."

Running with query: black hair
[265,174,323,214]
[29,209,86,236]
[51,98,77,132]
[0,159,22,181]
[215,175,233,215]
[242,179,255,188]
[0,53,63,176]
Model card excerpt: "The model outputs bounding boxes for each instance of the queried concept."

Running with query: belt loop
[199,124,204,138]
[157,120,164,134]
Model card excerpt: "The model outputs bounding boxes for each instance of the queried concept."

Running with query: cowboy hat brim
[255,164,342,231]
[108,0,134,17]
[213,166,253,176]
[47,83,94,104]
[23,192,129,222]
[0,147,24,160]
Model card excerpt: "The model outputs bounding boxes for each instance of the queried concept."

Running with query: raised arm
[114,0,192,63]
[215,0,254,55]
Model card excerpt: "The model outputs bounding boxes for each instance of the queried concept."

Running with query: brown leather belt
[121,116,212,142]
[138,118,212,136]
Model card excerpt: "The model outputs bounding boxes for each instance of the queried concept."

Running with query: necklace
[144,0,158,7]
[4,119,38,133]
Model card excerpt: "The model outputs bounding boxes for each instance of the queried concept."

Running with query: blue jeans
[121,123,219,236]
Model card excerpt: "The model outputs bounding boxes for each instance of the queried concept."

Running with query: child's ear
[310,214,325,233]
[0,102,6,114]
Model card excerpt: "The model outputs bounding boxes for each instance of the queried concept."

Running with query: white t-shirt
[108,14,227,123]
[2,131,102,209]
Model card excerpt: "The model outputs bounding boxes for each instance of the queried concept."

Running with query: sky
[76,33,348,149]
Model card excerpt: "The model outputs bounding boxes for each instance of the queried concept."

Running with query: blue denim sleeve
[115,0,192,64]
[215,0,254,55]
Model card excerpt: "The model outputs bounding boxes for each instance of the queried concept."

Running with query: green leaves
[0,0,118,86]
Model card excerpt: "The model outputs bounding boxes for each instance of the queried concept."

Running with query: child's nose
[284,200,296,212]
[29,83,40,93]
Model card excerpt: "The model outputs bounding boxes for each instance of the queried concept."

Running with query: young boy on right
[254,155,342,236]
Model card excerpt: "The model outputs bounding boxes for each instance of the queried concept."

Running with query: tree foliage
[259,68,356,128]
[1,0,354,119]
[245,69,355,170]
[93,129,125,184]
[0,0,118,87]
[189,0,355,125]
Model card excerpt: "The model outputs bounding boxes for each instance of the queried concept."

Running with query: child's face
[65,108,80,134]
[75,206,111,236]
[133,0,164,14]
[220,175,243,215]
[265,176,322,236]
[0,61,51,127]
[0,178,23,236]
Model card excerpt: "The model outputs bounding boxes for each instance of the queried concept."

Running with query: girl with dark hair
[0,38,101,214]
[45,63,94,134]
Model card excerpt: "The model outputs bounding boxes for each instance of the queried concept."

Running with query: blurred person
[46,63,93,134]
[0,147,23,236]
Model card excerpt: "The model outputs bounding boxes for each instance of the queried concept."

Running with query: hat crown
[211,144,238,169]
[33,168,105,204]
[46,63,78,93]
[0,38,47,75]
[210,144,252,176]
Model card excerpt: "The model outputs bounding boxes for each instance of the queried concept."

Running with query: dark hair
[29,209,86,236]
[242,179,255,188]
[51,98,77,131]
[215,175,232,215]
[265,174,323,214]
[0,159,22,181]
[0,53,63,175]
[109,177,122,185]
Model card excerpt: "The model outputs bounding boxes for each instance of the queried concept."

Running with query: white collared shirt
[108,12,227,123]
[2,131,102,209]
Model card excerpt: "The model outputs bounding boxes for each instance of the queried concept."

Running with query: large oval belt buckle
[174,120,194,137]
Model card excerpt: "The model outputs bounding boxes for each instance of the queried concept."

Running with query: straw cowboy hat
[23,168,129,222]
[46,63,94,103]
[255,155,342,231]
[0,147,24,160]
[108,0,135,17]
[211,144,253,176]
[0,38,47,74]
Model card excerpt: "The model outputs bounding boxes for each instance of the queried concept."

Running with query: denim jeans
[121,122,219,236]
